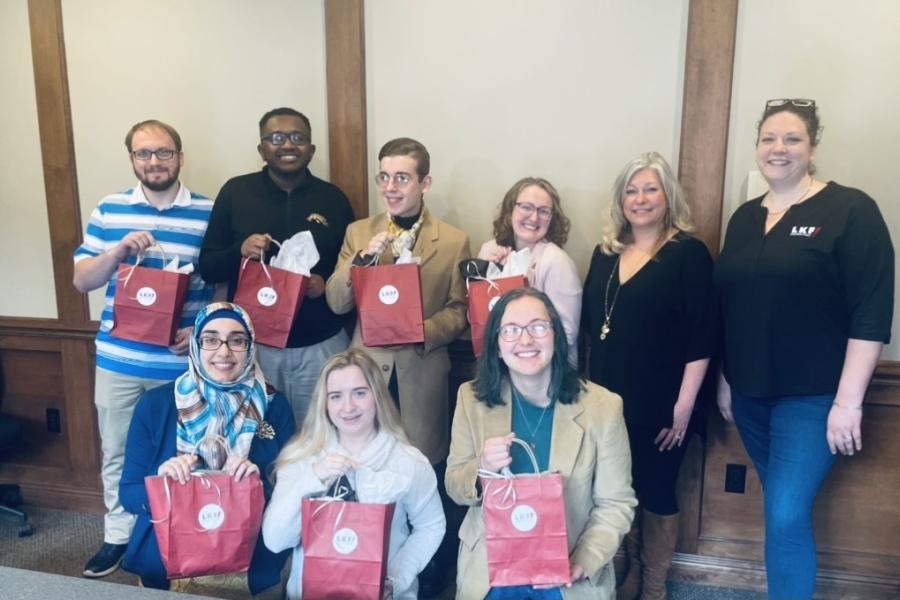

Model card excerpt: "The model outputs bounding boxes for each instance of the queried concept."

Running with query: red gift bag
[480,439,570,587]
[301,497,395,600]
[110,252,190,346]
[234,257,307,348]
[145,470,264,580]
[467,275,528,357]
[351,263,425,346]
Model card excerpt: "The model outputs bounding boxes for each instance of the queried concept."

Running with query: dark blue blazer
[119,382,295,593]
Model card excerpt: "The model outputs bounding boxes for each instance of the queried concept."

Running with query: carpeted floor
[0,506,766,599]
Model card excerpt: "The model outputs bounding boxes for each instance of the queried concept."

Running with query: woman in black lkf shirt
[715,99,894,600]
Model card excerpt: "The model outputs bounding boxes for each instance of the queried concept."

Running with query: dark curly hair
[492,177,570,249]
[472,288,584,408]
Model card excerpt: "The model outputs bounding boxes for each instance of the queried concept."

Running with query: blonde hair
[271,349,408,479]
[598,152,693,255]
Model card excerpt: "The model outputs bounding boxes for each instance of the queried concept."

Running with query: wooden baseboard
[10,480,104,514]
[669,552,900,599]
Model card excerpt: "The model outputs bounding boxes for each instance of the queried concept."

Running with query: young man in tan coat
[326,137,470,596]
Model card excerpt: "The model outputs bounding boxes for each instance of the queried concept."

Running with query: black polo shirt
[715,181,893,397]
[200,167,355,348]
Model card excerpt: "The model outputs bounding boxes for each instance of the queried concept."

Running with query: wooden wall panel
[0,320,102,512]
[27,0,86,324]
[325,0,368,219]
[697,369,900,594]
[677,0,738,255]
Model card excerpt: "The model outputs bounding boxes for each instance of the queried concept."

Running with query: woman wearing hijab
[119,302,295,596]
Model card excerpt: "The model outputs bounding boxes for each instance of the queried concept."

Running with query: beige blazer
[326,208,470,463]
[446,381,636,600]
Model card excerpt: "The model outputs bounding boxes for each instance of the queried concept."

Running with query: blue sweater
[119,382,296,593]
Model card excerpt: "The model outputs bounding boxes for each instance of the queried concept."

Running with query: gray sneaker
[83,542,127,578]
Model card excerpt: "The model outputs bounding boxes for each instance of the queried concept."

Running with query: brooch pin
[256,421,275,440]
[307,213,328,226]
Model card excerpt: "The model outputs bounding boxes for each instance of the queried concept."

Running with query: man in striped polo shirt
[73,120,214,578]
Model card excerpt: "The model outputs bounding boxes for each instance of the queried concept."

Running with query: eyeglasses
[498,319,553,342]
[374,172,414,188]
[765,98,815,109]
[198,335,250,352]
[132,148,177,161]
[514,202,553,220]
[261,132,311,146]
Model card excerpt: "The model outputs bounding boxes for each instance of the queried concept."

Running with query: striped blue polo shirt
[74,182,215,380]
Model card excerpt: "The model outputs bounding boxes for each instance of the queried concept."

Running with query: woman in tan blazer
[447,288,636,600]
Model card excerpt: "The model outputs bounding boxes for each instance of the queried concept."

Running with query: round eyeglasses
[514,202,553,220]
[498,320,553,342]
[198,335,250,352]
[375,172,414,188]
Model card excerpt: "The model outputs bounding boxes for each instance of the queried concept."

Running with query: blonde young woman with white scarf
[262,348,445,600]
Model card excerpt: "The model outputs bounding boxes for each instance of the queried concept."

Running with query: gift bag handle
[120,243,168,289]
[308,477,356,536]
[477,437,541,509]
[149,469,223,528]
[239,238,284,286]
[463,259,501,294]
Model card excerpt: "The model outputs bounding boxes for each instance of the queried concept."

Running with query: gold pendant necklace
[601,255,622,341]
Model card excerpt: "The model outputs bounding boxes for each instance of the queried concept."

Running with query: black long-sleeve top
[199,168,355,347]
[715,181,894,397]
[582,233,717,429]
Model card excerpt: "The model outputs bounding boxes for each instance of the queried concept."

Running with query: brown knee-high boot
[640,511,679,600]
[616,508,642,600]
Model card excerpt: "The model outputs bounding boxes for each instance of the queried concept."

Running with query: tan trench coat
[325,208,470,464]
[446,381,637,600]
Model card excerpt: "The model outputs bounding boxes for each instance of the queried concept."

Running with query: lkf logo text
[790,226,822,238]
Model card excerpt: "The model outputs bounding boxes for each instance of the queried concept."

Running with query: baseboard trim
[669,552,900,599]
[12,480,105,514]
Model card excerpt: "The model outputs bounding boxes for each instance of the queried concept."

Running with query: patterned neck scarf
[387,208,426,257]
[175,302,271,469]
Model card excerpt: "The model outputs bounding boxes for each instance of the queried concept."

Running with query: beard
[136,164,180,192]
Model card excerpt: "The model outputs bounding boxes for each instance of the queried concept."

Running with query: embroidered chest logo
[307,213,329,227]
[790,226,821,238]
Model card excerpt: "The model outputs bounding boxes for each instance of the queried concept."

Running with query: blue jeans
[731,391,837,600]
[485,585,564,600]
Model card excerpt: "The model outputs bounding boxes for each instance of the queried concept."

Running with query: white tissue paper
[269,231,320,276]
[486,247,532,279]
[162,257,194,274]
[395,247,422,265]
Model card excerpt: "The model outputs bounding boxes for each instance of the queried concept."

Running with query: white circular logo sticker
[136,286,157,306]
[378,285,400,305]
[257,286,278,306]
[197,503,225,531]
[488,296,500,311]
[332,527,359,555]
[511,504,538,532]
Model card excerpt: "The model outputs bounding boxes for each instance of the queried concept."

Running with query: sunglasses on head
[765,98,816,110]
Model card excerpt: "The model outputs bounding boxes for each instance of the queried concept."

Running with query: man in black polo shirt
[200,107,354,424]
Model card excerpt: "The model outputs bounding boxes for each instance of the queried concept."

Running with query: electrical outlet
[46,408,61,433]
[724,463,746,494]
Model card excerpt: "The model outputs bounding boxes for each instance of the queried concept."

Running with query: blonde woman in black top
[581,152,715,600]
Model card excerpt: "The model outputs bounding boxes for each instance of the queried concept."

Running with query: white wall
[365,0,689,277]
[61,0,330,319]
[0,0,57,318]
[726,0,900,359]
